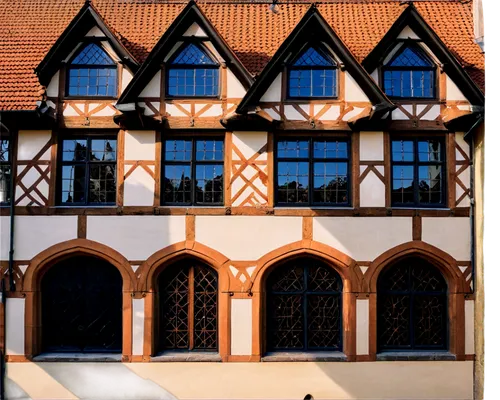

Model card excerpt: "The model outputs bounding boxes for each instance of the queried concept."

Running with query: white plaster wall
[232,132,267,159]
[46,71,59,97]
[360,170,386,208]
[14,216,77,260]
[7,361,473,399]
[313,217,412,261]
[6,298,25,355]
[227,69,247,98]
[345,72,370,102]
[15,165,50,206]
[397,26,420,39]
[317,105,340,121]
[356,299,369,355]
[133,298,145,356]
[418,104,440,120]
[456,166,471,207]
[446,75,469,102]
[165,103,189,117]
[183,22,207,37]
[196,216,302,260]
[123,166,156,207]
[342,107,366,122]
[85,26,105,37]
[359,132,384,161]
[465,300,475,355]
[121,68,134,94]
[455,132,470,161]
[261,73,281,102]
[392,106,411,120]
[17,131,52,160]
[63,104,84,117]
[87,216,185,260]
[88,103,116,117]
[230,298,253,356]
[194,103,223,117]
[370,69,379,85]
[124,131,156,160]
[284,105,307,121]
[139,70,161,98]
[421,218,471,260]
[0,216,9,260]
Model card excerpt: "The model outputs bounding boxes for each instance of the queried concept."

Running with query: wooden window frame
[390,135,447,208]
[274,135,351,207]
[57,132,118,207]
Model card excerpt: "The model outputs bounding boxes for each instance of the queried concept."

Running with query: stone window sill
[262,351,347,362]
[151,351,222,362]
[33,353,122,362]
[376,351,456,361]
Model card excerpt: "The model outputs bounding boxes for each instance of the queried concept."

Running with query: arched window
[41,256,122,352]
[288,46,337,98]
[167,43,220,97]
[377,257,447,351]
[67,43,117,97]
[383,43,435,98]
[157,260,218,352]
[266,258,343,352]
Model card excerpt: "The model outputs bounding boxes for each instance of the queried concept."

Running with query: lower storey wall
[5,361,474,400]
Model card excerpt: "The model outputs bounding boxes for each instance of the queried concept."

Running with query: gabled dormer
[35,1,138,127]
[233,5,394,131]
[116,1,253,129]
[362,4,484,128]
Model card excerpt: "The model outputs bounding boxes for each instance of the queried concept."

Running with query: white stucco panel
[85,26,105,37]
[261,73,281,102]
[455,132,469,161]
[166,103,189,117]
[133,298,145,356]
[345,72,370,102]
[392,107,410,120]
[317,105,340,121]
[121,67,134,94]
[227,69,247,98]
[397,26,420,40]
[124,131,156,160]
[446,74,469,102]
[0,216,10,260]
[87,216,185,260]
[17,131,52,160]
[139,70,161,98]
[284,105,307,121]
[360,172,386,208]
[14,216,77,260]
[356,299,369,355]
[313,217,412,261]
[183,22,208,37]
[232,132,267,160]
[196,216,302,260]
[421,217,471,260]
[46,71,59,97]
[6,299,25,355]
[342,107,366,122]
[359,132,384,161]
[123,166,156,207]
[418,105,441,120]
[231,299,253,356]
[465,300,474,355]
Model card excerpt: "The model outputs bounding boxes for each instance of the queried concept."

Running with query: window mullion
[188,266,195,350]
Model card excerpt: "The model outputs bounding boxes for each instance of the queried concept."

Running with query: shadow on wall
[7,362,176,400]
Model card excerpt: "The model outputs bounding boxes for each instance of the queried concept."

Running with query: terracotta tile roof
[0,0,484,111]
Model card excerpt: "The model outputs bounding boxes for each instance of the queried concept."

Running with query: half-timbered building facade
[0,0,485,399]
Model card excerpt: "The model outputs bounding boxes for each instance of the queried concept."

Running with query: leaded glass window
[276,138,349,206]
[391,137,445,207]
[266,258,343,352]
[158,261,218,352]
[288,46,337,98]
[0,137,11,204]
[59,136,117,205]
[377,257,448,351]
[67,43,117,97]
[167,43,219,97]
[162,137,223,205]
[383,44,435,98]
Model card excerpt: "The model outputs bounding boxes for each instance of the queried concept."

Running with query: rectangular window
[162,137,224,205]
[59,136,117,205]
[276,138,349,206]
[391,137,445,207]
[0,137,11,205]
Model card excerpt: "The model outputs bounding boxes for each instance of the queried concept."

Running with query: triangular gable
[118,0,253,105]
[236,4,394,116]
[362,4,484,106]
[35,1,139,87]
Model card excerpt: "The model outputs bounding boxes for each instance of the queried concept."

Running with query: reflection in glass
[0,139,11,204]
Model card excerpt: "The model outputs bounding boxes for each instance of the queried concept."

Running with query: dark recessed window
[0,137,11,205]
[67,43,117,97]
[288,46,337,98]
[383,43,435,98]
[391,137,445,207]
[157,260,218,353]
[276,138,349,206]
[59,136,117,205]
[167,43,219,97]
[266,258,343,352]
[377,257,448,351]
[162,137,224,205]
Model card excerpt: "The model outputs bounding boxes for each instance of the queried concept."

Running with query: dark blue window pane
[167,68,219,97]
[313,162,348,204]
[293,47,336,67]
[164,140,192,161]
[392,165,414,204]
[277,140,309,158]
[172,43,218,65]
[195,140,224,161]
[72,43,114,65]
[195,164,223,204]
[164,165,192,203]
[388,46,433,67]
[313,141,348,159]
[392,140,414,162]
[277,161,309,204]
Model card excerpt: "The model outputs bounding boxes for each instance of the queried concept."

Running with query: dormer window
[67,43,117,97]
[288,46,337,98]
[167,43,219,97]
[383,43,435,99]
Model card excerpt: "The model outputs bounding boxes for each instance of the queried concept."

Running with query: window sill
[262,351,347,362]
[376,351,456,361]
[33,352,122,362]
[151,351,222,362]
